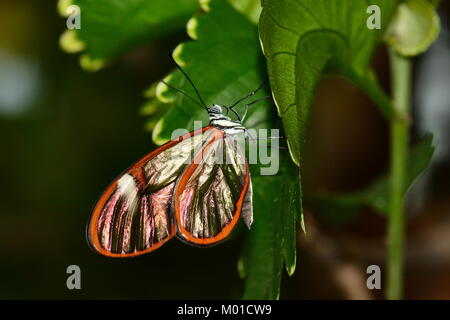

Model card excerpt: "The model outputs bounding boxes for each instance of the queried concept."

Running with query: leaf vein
[266,10,301,36]
[292,0,324,28]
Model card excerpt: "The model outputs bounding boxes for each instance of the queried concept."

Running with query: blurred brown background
[0,1,449,299]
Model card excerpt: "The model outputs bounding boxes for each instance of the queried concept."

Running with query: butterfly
[87,59,269,257]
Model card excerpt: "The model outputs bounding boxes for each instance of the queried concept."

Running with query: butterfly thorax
[208,104,245,135]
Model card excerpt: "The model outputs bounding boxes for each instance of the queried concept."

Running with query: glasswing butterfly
[87,58,269,257]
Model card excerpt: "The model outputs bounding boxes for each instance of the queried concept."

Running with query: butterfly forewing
[87,127,212,257]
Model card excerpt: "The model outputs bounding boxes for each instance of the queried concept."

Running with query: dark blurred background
[0,1,449,299]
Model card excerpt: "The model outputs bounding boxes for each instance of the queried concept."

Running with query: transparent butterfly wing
[174,132,251,245]
[87,127,214,257]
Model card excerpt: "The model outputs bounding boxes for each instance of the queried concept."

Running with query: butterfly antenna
[229,76,269,110]
[160,80,207,110]
[246,95,271,106]
[169,54,208,110]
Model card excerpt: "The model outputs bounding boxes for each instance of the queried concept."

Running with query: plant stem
[348,70,397,121]
[387,50,411,300]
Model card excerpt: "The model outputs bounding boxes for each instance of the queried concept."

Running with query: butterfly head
[208,104,224,115]
[208,104,234,122]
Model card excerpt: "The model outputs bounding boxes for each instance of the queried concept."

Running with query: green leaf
[384,0,440,56]
[279,161,303,275]
[311,134,435,220]
[58,0,199,69]
[241,157,300,299]
[227,0,262,24]
[140,83,169,133]
[259,0,399,166]
[152,0,271,143]
[147,0,302,299]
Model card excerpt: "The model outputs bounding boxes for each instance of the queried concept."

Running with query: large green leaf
[310,134,435,223]
[58,0,199,70]
[259,0,399,166]
[147,0,302,299]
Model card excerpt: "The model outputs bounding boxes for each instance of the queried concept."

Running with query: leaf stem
[347,70,397,121]
[387,50,411,300]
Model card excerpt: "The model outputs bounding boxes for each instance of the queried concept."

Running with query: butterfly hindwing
[174,130,251,245]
